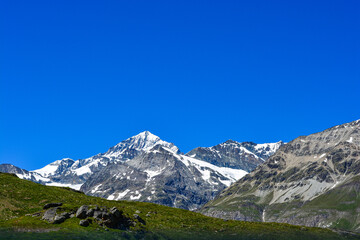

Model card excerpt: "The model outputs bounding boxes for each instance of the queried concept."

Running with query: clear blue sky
[1,0,359,170]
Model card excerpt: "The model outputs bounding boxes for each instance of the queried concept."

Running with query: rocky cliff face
[201,119,360,232]
[186,140,283,172]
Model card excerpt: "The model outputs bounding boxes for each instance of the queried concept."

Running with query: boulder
[93,210,105,220]
[133,214,146,225]
[43,203,62,209]
[53,215,67,224]
[76,205,89,219]
[101,219,112,228]
[60,212,71,218]
[94,209,111,219]
[86,208,95,217]
[42,207,58,222]
[31,212,41,217]
[110,207,123,218]
[79,219,89,227]
[102,212,111,220]
[75,205,144,230]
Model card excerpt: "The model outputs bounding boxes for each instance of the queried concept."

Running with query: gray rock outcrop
[79,219,89,227]
[76,205,89,219]
[42,207,58,223]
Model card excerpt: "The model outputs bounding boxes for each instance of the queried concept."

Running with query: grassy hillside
[0,173,359,240]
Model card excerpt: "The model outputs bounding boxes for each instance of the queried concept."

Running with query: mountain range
[201,119,360,232]
[0,131,282,210]
[2,119,360,234]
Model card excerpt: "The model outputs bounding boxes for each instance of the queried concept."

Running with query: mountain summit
[31,131,180,188]
[104,131,180,158]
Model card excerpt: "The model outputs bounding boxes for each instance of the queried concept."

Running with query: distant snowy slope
[33,158,75,177]
[0,164,49,183]
[186,140,284,172]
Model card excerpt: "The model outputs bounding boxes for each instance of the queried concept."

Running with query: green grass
[0,173,359,240]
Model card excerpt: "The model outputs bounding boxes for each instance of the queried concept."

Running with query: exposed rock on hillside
[201,119,360,232]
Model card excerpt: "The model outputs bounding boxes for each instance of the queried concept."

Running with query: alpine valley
[201,119,360,232]
[0,131,282,210]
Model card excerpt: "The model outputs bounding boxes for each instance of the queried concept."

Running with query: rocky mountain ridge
[186,140,284,172]
[201,119,360,232]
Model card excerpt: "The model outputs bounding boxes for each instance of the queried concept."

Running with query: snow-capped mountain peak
[31,131,180,185]
[105,131,180,157]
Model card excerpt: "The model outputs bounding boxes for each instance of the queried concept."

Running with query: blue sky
[1,0,359,170]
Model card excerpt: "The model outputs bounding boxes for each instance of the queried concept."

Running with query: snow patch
[91,184,102,193]
[117,189,131,199]
[130,193,142,200]
[181,155,248,186]
[145,169,164,180]
[45,182,83,191]
[107,189,130,200]
[31,173,50,182]
[262,209,266,222]
[73,165,92,176]
[33,162,60,177]
[254,141,283,156]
